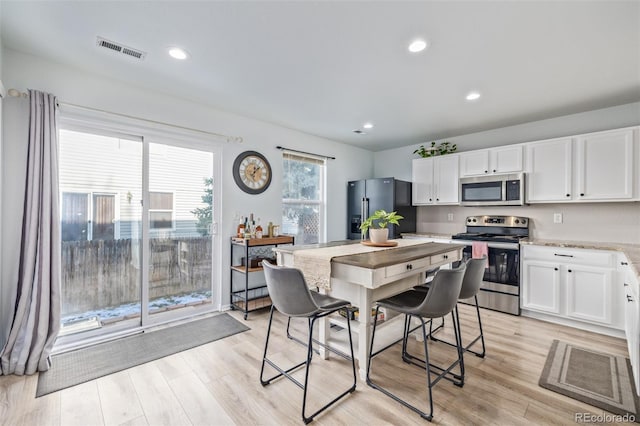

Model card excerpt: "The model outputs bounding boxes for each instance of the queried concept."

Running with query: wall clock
[232,150,272,194]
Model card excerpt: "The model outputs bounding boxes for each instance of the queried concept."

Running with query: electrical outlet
[553,213,563,224]
[447,213,454,222]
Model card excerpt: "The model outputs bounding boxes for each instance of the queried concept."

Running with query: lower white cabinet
[621,257,640,395]
[521,245,621,330]
[522,261,561,314]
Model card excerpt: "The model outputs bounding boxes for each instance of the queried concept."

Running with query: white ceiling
[1,1,639,151]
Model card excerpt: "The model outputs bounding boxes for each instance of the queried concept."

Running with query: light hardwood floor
[0,305,631,426]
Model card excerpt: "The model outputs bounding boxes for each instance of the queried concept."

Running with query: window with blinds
[149,191,174,229]
[282,152,325,244]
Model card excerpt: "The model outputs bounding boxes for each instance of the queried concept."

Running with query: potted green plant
[414,141,457,158]
[359,209,404,243]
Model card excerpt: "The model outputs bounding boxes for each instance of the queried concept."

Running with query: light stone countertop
[401,232,453,240]
[521,238,640,281]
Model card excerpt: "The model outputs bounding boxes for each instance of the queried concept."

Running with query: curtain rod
[276,146,336,160]
[6,88,244,144]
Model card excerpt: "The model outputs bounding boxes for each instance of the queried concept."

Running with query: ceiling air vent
[96,37,146,60]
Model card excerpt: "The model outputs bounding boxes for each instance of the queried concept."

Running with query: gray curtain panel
[0,89,61,375]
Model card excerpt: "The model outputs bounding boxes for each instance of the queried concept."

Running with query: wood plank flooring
[0,305,631,425]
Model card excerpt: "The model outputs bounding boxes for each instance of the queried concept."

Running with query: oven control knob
[515,219,519,224]
[472,218,477,223]
[521,219,527,224]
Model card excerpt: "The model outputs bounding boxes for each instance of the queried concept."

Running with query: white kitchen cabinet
[624,268,640,395]
[526,137,573,202]
[576,128,635,200]
[521,245,622,330]
[459,145,523,177]
[522,260,561,314]
[526,127,638,203]
[566,265,613,325]
[412,155,459,205]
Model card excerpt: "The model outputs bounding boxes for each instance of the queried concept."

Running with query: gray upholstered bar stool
[366,264,466,421]
[260,260,357,424]
[429,256,487,359]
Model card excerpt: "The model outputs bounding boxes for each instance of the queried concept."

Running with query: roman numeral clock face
[232,151,272,194]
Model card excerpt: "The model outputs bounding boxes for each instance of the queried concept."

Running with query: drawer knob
[554,267,559,271]
[568,269,572,273]
[406,264,413,270]
[566,193,570,197]
[580,193,585,196]
[628,295,634,302]
[621,261,629,266]
[443,255,448,259]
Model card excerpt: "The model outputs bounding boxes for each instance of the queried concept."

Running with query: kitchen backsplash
[417,202,640,244]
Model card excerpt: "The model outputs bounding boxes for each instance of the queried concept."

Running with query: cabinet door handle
[554,253,574,258]
[554,267,559,271]
[621,261,629,266]
[406,264,413,270]
[493,169,496,173]
[624,283,629,287]
[436,198,440,201]
[628,295,634,302]
[443,254,448,259]
[580,193,585,196]
[568,269,572,273]
[484,170,488,173]
[566,194,570,197]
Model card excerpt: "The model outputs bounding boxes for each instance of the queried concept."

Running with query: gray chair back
[412,264,466,319]
[459,256,487,300]
[262,260,320,317]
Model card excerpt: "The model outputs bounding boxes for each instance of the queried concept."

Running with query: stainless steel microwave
[460,173,525,206]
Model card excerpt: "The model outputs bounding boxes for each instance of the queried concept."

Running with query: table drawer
[431,250,459,265]
[385,257,431,278]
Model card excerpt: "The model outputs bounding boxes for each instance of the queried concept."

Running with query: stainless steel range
[451,215,529,315]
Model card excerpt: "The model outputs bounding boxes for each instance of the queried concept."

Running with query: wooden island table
[273,239,464,380]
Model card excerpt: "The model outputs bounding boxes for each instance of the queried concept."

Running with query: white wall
[415,203,640,244]
[375,102,640,181]
[0,48,374,346]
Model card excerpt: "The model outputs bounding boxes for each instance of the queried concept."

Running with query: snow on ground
[61,290,212,325]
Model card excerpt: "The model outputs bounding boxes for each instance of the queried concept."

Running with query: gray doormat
[539,340,640,419]
[37,313,249,397]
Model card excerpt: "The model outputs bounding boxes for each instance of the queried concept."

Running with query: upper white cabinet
[576,128,635,200]
[526,137,573,202]
[412,155,459,205]
[459,145,523,177]
[526,127,638,203]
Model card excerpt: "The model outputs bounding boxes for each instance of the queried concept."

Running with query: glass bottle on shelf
[237,216,245,238]
[255,219,263,238]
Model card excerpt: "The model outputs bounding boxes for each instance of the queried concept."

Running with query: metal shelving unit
[230,235,294,319]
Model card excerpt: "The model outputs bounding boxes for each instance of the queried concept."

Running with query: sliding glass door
[59,129,143,336]
[147,143,214,320]
[58,126,218,343]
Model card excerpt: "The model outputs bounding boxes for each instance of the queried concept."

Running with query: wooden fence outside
[61,237,212,316]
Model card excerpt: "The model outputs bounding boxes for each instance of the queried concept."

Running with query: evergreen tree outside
[191,177,213,236]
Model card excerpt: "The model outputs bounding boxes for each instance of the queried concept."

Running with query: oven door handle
[455,240,520,250]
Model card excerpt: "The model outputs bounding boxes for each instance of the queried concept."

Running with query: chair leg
[301,315,357,424]
[451,306,465,386]
[367,311,439,421]
[286,317,320,355]
[429,297,486,358]
[261,308,307,386]
[259,306,276,385]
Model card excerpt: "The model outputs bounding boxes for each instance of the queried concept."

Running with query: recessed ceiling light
[363,122,374,129]
[168,47,189,60]
[408,39,428,53]
[466,91,481,101]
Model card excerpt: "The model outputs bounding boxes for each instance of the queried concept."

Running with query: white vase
[369,228,389,244]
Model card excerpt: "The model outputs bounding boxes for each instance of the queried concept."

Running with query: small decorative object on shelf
[413,141,457,158]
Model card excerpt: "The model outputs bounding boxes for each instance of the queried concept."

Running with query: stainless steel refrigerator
[347,177,416,240]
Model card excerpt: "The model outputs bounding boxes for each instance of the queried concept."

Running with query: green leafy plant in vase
[359,209,404,244]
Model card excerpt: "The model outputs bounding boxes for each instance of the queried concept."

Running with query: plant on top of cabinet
[413,141,457,158]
